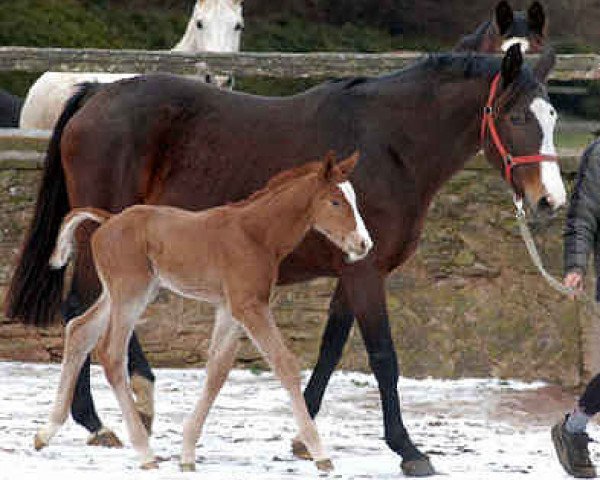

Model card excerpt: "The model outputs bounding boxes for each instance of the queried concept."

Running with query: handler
[552,139,600,479]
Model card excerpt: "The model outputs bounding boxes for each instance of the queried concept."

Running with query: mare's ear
[336,150,360,181]
[320,150,338,182]
[501,44,523,87]
[527,1,546,35]
[494,1,514,35]
[533,46,555,83]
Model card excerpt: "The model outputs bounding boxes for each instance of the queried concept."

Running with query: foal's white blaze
[529,97,567,208]
[501,37,530,53]
[338,181,373,262]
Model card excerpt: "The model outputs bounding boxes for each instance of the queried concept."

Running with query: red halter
[480,73,557,186]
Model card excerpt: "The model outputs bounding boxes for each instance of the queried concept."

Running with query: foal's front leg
[180,306,242,471]
[237,298,333,472]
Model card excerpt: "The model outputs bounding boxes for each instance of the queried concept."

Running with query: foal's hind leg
[237,299,333,472]
[34,294,110,450]
[97,288,157,469]
[181,305,242,471]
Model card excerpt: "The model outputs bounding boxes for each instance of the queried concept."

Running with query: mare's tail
[4,83,102,326]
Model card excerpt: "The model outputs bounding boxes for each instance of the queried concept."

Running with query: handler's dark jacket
[564,139,600,300]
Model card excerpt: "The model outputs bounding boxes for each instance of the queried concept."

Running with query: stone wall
[0,161,593,386]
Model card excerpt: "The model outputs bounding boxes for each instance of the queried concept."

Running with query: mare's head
[491,1,546,53]
[312,151,373,263]
[481,44,565,215]
[188,0,244,53]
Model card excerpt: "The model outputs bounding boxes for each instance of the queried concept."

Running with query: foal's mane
[230,160,322,208]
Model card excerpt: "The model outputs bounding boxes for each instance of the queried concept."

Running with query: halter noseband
[480,73,557,186]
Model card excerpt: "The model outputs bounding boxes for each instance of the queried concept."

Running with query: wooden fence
[0,47,600,80]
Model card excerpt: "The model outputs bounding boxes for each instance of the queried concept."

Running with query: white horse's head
[175,0,244,54]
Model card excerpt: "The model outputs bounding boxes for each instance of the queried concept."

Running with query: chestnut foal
[34,151,372,472]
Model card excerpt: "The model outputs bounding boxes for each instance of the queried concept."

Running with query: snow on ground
[0,361,593,479]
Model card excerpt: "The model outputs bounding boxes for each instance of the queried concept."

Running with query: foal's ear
[501,44,523,87]
[527,1,546,36]
[336,150,360,181]
[320,150,338,182]
[494,1,514,36]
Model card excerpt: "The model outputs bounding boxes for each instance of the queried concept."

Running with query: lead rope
[513,196,577,297]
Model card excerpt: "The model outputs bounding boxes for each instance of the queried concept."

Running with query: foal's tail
[3,82,102,326]
[50,208,111,270]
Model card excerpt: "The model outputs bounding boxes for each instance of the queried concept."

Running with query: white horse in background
[19,0,243,130]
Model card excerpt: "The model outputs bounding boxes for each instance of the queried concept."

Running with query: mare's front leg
[343,264,435,477]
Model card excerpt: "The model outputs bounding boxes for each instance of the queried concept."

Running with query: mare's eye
[196,20,204,29]
[510,114,526,125]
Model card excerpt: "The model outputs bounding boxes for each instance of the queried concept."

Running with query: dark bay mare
[5,45,565,476]
[455,1,547,53]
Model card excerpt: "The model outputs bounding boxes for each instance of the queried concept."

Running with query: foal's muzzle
[344,232,373,263]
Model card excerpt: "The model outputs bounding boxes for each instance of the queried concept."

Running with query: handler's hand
[563,271,584,300]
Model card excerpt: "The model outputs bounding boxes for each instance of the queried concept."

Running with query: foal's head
[311,151,373,263]
[481,44,566,214]
[491,1,546,53]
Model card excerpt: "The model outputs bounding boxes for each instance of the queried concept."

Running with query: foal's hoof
[315,458,334,472]
[291,439,312,460]
[86,427,124,448]
[180,463,196,472]
[401,456,436,477]
[140,460,159,470]
[33,432,48,451]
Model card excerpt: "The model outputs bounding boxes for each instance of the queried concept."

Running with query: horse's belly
[157,270,223,305]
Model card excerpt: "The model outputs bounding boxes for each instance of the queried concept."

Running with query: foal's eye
[331,200,340,207]
[196,20,204,29]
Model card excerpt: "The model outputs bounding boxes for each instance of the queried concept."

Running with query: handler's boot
[131,374,155,435]
[552,416,596,478]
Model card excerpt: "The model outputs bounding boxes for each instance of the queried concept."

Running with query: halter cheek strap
[480,73,557,186]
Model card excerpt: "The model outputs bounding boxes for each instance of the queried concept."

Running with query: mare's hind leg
[236,299,333,472]
[181,306,242,471]
[34,294,110,450]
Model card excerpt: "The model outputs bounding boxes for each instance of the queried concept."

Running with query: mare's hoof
[140,460,159,470]
[401,456,436,477]
[180,463,196,472]
[315,458,334,472]
[86,427,124,448]
[291,439,312,460]
[33,432,48,451]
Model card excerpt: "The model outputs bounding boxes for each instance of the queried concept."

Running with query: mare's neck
[369,66,493,203]
[238,177,318,260]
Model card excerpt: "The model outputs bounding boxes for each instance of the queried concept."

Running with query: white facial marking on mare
[338,181,373,261]
[181,0,243,53]
[529,97,566,208]
[501,37,530,53]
